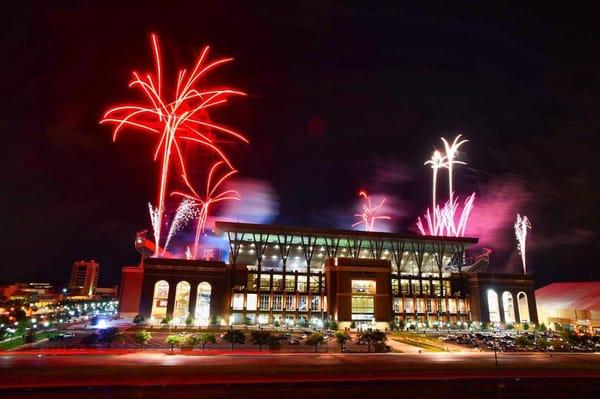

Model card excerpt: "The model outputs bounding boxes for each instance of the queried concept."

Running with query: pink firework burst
[352,190,391,232]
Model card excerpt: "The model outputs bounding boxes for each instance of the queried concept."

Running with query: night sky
[3,2,598,288]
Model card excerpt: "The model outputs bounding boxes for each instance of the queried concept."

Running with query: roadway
[0,351,598,389]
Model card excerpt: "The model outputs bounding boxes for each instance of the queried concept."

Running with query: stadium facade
[119,221,538,329]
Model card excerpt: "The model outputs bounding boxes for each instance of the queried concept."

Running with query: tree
[24,329,36,343]
[537,323,548,332]
[222,329,245,351]
[98,327,124,349]
[185,315,194,327]
[165,335,182,351]
[242,317,252,327]
[350,321,356,329]
[250,330,272,351]
[268,335,281,350]
[133,314,145,325]
[306,332,325,353]
[198,332,217,351]
[326,320,338,331]
[334,331,350,351]
[357,330,387,353]
[210,315,219,327]
[132,330,152,349]
[515,335,533,347]
[160,316,172,327]
[184,334,201,350]
[523,322,530,331]
[273,320,280,328]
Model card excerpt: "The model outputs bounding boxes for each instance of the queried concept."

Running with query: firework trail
[417,135,474,237]
[425,150,447,228]
[101,33,248,255]
[162,198,198,255]
[352,190,391,232]
[172,161,240,259]
[514,214,532,274]
[441,134,468,207]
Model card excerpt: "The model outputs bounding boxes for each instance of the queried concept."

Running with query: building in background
[119,222,538,328]
[94,286,119,300]
[0,282,61,307]
[536,282,600,334]
[69,260,100,297]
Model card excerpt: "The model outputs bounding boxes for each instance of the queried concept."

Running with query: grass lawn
[391,332,445,352]
[0,331,52,350]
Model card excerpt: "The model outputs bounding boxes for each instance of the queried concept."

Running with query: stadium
[118,221,538,330]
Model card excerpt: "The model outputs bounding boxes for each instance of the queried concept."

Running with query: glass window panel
[247,273,257,290]
[272,275,284,291]
[298,295,308,311]
[232,293,244,310]
[285,294,295,310]
[351,280,376,294]
[273,294,283,311]
[259,274,270,291]
[246,293,257,311]
[285,275,296,292]
[259,293,270,310]
[297,276,307,292]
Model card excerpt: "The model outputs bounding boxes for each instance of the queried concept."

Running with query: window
[273,294,283,311]
[400,279,409,295]
[285,294,295,310]
[259,274,271,291]
[411,280,420,295]
[432,280,441,296]
[311,296,320,311]
[443,281,451,296]
[422,281,431,295]
[297,275,307,292]
[194,282,211,326]
[405,298,413,313]
[351,296,374,314]
[310,275,320,293]
[151,280,169,319]
[246,293,257,311]
[247,273,257,290]
[351,280,376,294]
[232,293,244,310]
[392,279,399,296]
[487,290,500,322]
[173,281,191,322]
[426,299,432,313]
[285,275,296,292]
[272,275,284,291]
[259,294,270,310]
[517,292,530,322]
[298,295,308,311]
[393,298,401,313]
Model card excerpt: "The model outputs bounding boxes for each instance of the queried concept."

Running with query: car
[300,334,308,339]
[288,339,300,345]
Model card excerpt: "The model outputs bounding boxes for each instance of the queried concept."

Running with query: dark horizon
[3,1,598,288]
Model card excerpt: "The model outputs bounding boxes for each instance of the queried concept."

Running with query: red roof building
[536,282,600,334]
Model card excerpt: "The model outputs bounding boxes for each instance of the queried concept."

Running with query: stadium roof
[215,221,478,246]
[536,282,600,311]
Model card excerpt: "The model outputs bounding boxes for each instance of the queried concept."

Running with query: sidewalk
[387,339,422,353]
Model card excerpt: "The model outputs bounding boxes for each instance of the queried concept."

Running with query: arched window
[151,280,169,320]
[487,289,500,323]
[517,292,530,323]
[502,291,515,324]
[173,281,191,323]
[195,282,212,326]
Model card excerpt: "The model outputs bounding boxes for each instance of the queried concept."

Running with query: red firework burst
[100,33,248,255]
